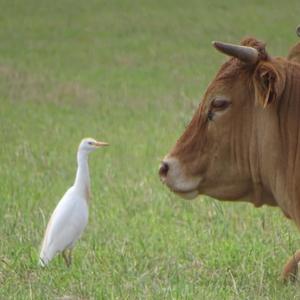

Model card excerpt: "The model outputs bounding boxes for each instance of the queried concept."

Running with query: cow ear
[254,62,285,107]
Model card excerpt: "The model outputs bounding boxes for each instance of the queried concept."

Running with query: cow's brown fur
[164,37,300,280]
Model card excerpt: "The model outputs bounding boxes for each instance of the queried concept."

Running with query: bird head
[79,137,109,153]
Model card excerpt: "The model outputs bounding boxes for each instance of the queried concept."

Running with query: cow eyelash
[207,111,214,121]
[211,98,231,110]
[207,98,231,121]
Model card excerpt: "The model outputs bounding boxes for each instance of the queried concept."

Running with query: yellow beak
[94,141,109,147]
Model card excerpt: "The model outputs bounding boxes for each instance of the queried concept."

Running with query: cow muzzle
[159,156,201,199]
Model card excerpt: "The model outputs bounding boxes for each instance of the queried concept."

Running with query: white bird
[39,137,108,267]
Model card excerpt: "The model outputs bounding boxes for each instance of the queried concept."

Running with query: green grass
[1,0,300,299]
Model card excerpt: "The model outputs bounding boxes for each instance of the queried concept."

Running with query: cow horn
[212,41,259,64]
[296,25,300,37]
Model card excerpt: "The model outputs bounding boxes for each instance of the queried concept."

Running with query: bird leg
[62,249,72,267]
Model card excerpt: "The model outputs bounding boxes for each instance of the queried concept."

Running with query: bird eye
[88,142,93,145]
[211,98,231,110]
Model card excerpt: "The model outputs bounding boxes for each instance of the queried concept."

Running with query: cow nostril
[159,162,169,177]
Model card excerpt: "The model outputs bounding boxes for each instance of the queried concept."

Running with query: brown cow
[159,31,300,281]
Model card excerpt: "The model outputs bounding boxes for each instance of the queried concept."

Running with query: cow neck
[270,62,300,219]
[73,150,90,199]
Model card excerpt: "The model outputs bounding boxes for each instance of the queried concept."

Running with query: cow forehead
[216,58,251,82]
[204,58,253,99]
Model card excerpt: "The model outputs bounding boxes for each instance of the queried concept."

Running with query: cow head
[159,37,286,203]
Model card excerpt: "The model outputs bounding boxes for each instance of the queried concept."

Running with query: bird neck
[74,150,90,197]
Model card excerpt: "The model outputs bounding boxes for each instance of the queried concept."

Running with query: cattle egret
[39,137,108,267]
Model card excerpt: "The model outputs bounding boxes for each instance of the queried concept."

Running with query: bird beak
[94,141,109,147]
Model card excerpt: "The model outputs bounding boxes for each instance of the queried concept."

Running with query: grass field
[1,0,300,299]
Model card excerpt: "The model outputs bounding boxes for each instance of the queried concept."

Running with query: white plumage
[39,137,108,267]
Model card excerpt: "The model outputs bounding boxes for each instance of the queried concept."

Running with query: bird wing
[40,187,88,261]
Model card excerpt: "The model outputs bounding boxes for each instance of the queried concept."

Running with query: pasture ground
[1,1,300,299]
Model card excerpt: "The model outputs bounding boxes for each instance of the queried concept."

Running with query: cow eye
[207,111,214,121]
[211,98,231,110]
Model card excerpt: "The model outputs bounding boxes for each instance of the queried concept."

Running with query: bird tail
[39,239,56,267]
[39,255,48,267]
[39,246,52,267]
